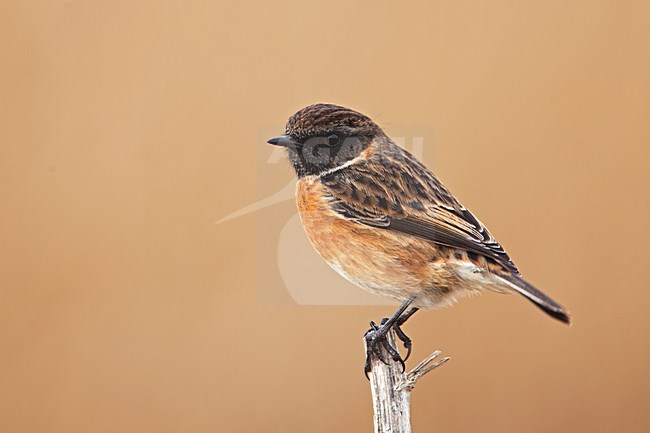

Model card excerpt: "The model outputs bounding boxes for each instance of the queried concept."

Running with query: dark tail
[497,274,572,325]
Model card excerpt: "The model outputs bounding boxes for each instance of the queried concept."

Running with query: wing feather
[321,143,519,274]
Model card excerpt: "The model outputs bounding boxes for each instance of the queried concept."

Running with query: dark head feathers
[286,103,381,140]
[275,104,384,177]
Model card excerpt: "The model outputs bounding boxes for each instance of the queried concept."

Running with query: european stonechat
[267,103,571,372]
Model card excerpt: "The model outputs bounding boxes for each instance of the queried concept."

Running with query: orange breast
[295,177,453,306]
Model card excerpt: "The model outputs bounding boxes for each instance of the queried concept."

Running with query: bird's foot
[364,318,407,378]
[394,307,418,362]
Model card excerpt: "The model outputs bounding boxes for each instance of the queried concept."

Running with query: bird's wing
[320,146,520,274]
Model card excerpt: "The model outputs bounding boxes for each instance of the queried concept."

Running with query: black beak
[267,135,296,147]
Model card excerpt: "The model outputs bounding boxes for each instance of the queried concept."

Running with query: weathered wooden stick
[365,330,449,433]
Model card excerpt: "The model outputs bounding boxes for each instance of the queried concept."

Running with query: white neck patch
[318,156,362,178]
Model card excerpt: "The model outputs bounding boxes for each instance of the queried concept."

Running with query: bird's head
[267,103,383,177]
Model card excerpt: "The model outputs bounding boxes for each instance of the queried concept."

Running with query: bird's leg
[377,299,414,335]
[364,299,414,377]
[397,307,419,326]
[393,307,419,361]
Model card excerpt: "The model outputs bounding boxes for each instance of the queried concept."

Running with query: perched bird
[267,103,571,373]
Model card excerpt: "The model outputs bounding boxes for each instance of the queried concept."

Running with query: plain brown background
[2,1,649,432]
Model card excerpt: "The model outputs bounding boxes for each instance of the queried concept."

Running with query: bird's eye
[326,133,341,146]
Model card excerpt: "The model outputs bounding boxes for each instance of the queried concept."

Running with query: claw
[364,348,373,379]
[394,324,413,362]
